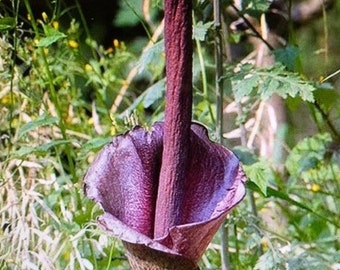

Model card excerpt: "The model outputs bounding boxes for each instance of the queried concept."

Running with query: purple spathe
[84,121,246,263]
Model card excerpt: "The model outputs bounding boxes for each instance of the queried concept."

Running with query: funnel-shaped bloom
[84,122,246,267]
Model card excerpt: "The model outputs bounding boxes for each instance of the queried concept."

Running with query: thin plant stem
[240,99,259,219]
[122,0,153,41]
[214,0,224,143]
[8,0,20,146]
[214,0,230,269]
[321,68,340,82]
[193,15,215,124]
[236,99,261,256]
[23,0,77,183]
[74,0,97,59]
[234,224,240,270]
[313,101,340,142]
[321,2,329,68]
[74,0,92,40]
[246,189,263,255]
[106,243,115,270]
[230,4,274,51]
[193,15,208,98]
[220,225,230,270]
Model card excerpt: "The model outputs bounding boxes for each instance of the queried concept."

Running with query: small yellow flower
[113,39,119,48]
[260,237,269,251]
[62,250,70,262]
[27,13,31,21]
[120,41,126,50]
[106,47,113,54]
[34,39,39,45]
[110,126,117,136]
[52,21,59,30]
[42,12,48,22]
[11,118,19,128]
[62,80,70,88]
[68,40,79,49]
[88,117,94,124]
[0,94,11,104]
[85,64,93,72]
[87,154,95,164]
[121,80,129,86]
[311,184,321,192]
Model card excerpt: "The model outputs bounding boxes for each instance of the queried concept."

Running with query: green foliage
[37,25,67,47]
[0,16,16,32]
[114,0,144,27]
[254,249,285,270]
[240,0,270,17]
[138,40,165,78]
[18,114,58,139]
[285,133,333,179]
[273,45,300,71]
[125,79,165,116]
[228,63,315,102]
[193,21,214,41]
[243,160,274,196]
[314,83,340,111]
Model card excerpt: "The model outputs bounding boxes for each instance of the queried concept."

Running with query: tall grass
[0,1,131,269]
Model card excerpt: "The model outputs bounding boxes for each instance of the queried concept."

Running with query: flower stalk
[154,0,193,239]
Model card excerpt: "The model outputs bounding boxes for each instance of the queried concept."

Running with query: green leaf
[193,21,213,41]
[247,181,337,226]
[14,146,36,157]
[35,140,72,152]
[230,63,316,102]
[0,17,16,32]
[233,146,258,165]
[259,65,315,101]
[285,133,332,178]
[15,140,71,157]
[254,249,285,270]
[120,79,165,117]
[243,160,274,196]
[229,65,259,101]
[273,45,299,71]
[18,114,58,139]
[81,137,112,153]
[37,25,66,47]
[114,0,141,27]
[259,74,280,99]
[314,85,340,112]
[242,0,270,17]
[194,99,216,124]
[138,40,164,75]
[143,79,165,108]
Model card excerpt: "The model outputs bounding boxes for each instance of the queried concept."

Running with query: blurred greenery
[0,0,339,269]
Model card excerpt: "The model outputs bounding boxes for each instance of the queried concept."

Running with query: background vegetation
[0,0,339,269]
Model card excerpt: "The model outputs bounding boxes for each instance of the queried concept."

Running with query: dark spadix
[84,122,246,269]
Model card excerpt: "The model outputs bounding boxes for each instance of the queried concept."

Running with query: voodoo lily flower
[84,0,246,269]
[83,122,246,269]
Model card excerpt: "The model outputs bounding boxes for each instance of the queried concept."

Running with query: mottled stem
[123,242,199,270]
[154,0,193,238]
